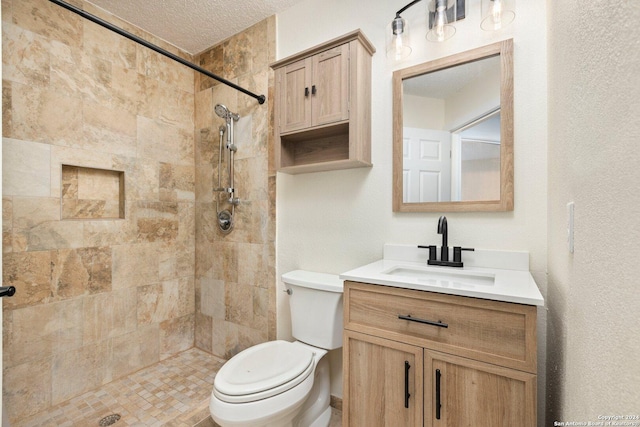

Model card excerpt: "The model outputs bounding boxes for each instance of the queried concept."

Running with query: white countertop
[339,245,544,306]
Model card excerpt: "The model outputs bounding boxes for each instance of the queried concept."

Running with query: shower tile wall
[193,17,276,359]
[2,0,196,422]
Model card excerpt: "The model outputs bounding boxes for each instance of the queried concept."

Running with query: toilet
[209,270,344,427]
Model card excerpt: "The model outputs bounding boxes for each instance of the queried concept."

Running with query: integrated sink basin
[382,265,495,287]
[339,244,545,306]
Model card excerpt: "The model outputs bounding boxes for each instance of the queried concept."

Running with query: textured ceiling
[86,0,304,55]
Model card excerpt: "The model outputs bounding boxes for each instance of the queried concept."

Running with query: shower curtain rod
[48,0,266,105]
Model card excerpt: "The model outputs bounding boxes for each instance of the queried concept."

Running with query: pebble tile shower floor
[15,348,224,427]
[14,347,343,427]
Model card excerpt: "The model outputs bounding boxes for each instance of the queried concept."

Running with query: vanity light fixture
[480,0,515,31]
[426,0,460,42]
[387,0,465,60]
[387,0,514,61]
[386,0,421,60]
[386,15,412,60]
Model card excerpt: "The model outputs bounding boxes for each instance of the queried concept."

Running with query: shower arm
[47,0,266,105]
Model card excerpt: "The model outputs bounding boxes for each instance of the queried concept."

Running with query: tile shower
[2,0,276,424]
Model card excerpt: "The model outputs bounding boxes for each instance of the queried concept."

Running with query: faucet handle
[453,247,474,263]
[418,245,438,261]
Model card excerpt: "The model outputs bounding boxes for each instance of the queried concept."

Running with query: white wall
[275,0,548,414]
[546,0,640,421]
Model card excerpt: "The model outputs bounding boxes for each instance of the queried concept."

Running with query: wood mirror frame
[392,39,514,212]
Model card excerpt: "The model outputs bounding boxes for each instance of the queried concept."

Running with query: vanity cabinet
[343,281,537,427]
[271,30,375,174]
[344,331,423,427]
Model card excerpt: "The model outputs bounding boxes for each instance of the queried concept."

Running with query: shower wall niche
[61,165,125,220]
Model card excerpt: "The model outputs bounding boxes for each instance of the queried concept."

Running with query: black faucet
[418,215,474,268]
[437,216,448,262]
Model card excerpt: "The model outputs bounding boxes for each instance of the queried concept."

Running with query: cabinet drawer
[344,281,537,373]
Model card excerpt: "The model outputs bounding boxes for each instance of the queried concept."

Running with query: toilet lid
[214,341,314,402]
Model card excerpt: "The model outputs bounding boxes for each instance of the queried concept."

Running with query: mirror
[393,39,513,212]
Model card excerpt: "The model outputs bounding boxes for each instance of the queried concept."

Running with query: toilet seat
[213,341,315,404]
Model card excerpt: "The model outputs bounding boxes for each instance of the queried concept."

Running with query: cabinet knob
[304,87,309,97]
[312,85,317,95]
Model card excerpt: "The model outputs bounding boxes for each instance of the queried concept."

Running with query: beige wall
[193,17,276,360]
[546,0,640,421]
[2,0,196,422]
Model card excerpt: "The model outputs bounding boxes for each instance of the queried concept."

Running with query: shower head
[215,104,229,119]
[215,104,240,122]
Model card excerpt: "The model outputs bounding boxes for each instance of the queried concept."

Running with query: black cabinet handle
[312,85,317,95]
[305,87,309,97]
[404,361,411,408]
[398,314,448,328]
[0,286,16,298]
[435,369,442,420]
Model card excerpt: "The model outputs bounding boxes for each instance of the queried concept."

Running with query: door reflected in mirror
[393,40,513,212]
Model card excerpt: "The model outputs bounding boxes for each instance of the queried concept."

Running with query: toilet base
[292,355,331,427]
[303,406,331,427]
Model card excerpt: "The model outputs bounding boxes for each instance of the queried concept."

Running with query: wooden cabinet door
[278,57,312,133]
[425,350,537,427]
[343,330,423,427]
[311,44,349,126]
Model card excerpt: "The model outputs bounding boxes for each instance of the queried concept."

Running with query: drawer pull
[435,369,442,419]
[404,361,411,408]
[398,314,448,328]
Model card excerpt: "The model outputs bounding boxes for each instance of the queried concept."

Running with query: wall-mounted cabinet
[271,30,375,174]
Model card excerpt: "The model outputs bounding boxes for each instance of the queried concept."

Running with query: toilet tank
[282,270,344,350]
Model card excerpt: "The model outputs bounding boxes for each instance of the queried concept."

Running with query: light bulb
[427,1,456,42]
[492,0,503,22]
[386,17,412,60]
[435,10,446,40]
[481,0,515,31]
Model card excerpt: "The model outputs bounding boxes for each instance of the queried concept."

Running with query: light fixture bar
[396,0,423,18]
